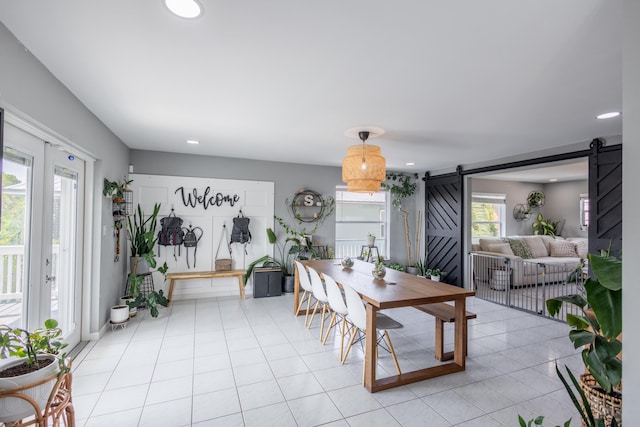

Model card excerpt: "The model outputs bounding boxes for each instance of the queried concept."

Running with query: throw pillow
[502,238,533,259]
[549,240,579,257]
[487,243,514,256]
[479,238,503,252]
[522,236,548,258]
[574,240,588,258]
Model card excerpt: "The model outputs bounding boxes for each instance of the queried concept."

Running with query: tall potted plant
[546,252,622,426]
[125,203,169,318]
[381,172,420,272]
[0,319,68,423]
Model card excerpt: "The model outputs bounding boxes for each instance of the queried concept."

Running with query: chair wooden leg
[307,300,320,329]
[435,319,444,360]
[342,325,358,363]
[304,292,314,326]
[323,312,337,344]
[319,304,329,340]
[296,290,308,317]
[384,330,401,375]
[339,315,347,361]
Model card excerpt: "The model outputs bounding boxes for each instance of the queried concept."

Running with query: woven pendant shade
[342,143,386,193]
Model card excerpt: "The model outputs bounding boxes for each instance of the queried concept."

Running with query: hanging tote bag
[215,224,232,271]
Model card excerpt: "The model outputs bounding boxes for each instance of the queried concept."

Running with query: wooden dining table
[295,259,475,393]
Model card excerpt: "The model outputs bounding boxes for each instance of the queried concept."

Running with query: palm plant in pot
[0,319,68,423]
[244,226,301,292]
[544,252,622,426]
[125,203,169,318]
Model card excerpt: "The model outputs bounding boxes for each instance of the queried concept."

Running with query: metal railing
[469,252,584,322]
[1,245,60,302]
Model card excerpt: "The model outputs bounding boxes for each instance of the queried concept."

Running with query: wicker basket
[579,373,622,427]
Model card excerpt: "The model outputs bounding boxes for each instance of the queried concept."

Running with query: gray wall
[622,0,639,422]
[542,180,588,238]
[130,150,420,267]
[470,178,588,238]
[469,178,543,236]
[0,22,130,335]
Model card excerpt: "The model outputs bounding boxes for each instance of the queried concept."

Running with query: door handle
[46,275,56,283]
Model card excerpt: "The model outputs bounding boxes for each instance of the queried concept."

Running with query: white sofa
[471,235,586,288]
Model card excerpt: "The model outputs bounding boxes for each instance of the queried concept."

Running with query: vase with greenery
[426,268,447,281]
[125,203,169,318]
[532,213,559,236]
[381,172,420,268]
[372,257,386,279]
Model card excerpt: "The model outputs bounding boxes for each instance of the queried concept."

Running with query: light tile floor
[71,294,583,426]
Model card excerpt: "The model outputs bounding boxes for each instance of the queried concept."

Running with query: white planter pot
[0,354,59,423]
[110,305,130,323]
[366,236,376,247]
[406,266,419,275]
[430,275,441,282]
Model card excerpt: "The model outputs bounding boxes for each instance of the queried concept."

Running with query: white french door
[1,123,84,349]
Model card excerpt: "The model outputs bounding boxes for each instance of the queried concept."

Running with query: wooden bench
[414,303,477,361]
[165,269,247,304]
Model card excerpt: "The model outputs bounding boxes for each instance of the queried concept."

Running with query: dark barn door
[425,169,463,287]
[589,140,622,256]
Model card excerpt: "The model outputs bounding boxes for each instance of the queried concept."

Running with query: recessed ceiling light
[549,178,558,182]
[596,111,621,119]
[165,0,203,19]
[405,162,415,166]
[186,139,200,145]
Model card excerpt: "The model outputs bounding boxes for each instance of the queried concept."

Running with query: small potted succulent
[366,232,376,248]
[426,268,447,282]
[341,256,354,268]
[0,319,69,423]
[372,257,386,280]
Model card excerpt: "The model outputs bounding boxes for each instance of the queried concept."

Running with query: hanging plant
[526,190,545,209]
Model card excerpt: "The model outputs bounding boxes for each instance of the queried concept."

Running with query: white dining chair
[322,274,349,360]
[306,267,332,340]
[341,282,402,378]
[294,260,316,326]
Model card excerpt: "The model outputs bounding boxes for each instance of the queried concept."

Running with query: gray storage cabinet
[253,267,283,298]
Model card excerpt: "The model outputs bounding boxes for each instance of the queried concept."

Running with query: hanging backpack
[182,225,203,269]
[230,210,251,254]
[157,209,184,260]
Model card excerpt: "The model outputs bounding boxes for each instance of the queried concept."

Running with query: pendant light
[342,130,386,193]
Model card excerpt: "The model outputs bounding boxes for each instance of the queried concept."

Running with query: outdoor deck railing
[0,245,59,302]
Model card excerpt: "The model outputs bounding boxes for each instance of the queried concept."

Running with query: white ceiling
[0,1,622,172]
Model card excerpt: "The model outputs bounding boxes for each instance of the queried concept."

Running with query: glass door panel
[0,148,34,328]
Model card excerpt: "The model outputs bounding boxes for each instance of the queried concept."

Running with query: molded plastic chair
[322,274,349,360]
[341,283,402,377]
[294,261,316,326]
[306,267,332,340]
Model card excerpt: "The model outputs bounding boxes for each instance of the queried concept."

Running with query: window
[335,187,390,259]
[471,193,506,243]
[580,193,589,230]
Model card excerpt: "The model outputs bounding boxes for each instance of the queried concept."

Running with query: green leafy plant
[527,190,545,208]
[415,255,428,276]
[387,263,404,272]
[547,253,621,394]
[244,226,301,285]
[532,213,559,236]
[0,319,68,373]
[518,414,570,427]
[103,178,132,201]
[374,257,386,272]
[426,268,447,278]
[126,203,169,318]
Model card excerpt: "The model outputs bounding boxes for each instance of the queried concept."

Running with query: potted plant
[372,257,386,280]
[381,172,421,271]
[0,319,68,423]
[125,203,169,318]
[366,232,376,247]
[545,252,622,426]
[244,226,301,292]
[426,268,447,282]
[532,213,559,236]
[527,190,545,209]
[415,255,428,277]
[387,262,404,272]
